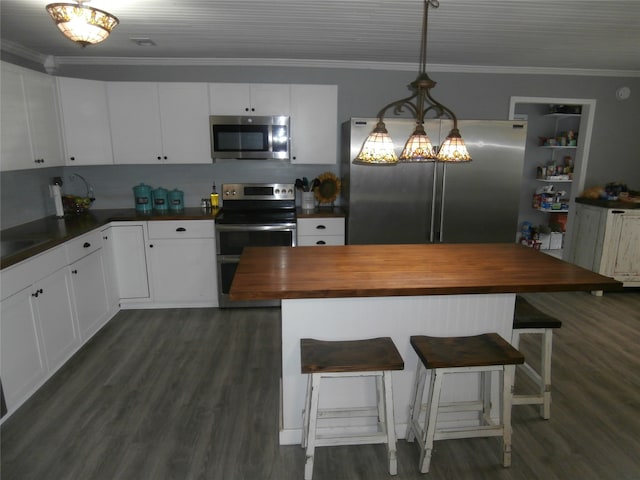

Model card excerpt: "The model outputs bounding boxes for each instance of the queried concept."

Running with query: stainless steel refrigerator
[340,117,528,244]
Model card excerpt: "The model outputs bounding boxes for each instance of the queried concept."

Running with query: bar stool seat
[512,295,562,419]
[300,337,404,480]
[406,333,524,473]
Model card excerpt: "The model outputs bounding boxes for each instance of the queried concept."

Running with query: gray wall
[1,62,639,229]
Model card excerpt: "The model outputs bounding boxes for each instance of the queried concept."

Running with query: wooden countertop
[229,243,622,300]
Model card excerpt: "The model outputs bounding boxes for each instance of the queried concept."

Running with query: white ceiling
[1,0,639,75]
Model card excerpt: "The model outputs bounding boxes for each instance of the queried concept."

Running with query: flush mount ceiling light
[46,0,119,47]
[354,0,471,165]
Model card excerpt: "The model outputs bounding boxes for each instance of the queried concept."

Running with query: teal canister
[152,187,169,212]
[168,189,184,211]
[133,183,153,213]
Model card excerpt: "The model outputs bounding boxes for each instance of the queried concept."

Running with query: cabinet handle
[176,227,186,232]
[71,269,78,274]
[32,288,43,298]
[316,225,326,230]
[83,242,91,248]
[316,240,326,245]
[612,210,625,214]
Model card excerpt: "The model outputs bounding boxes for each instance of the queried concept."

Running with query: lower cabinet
[109,223,151,305]
[146,220,218,307]
[1,267,78,411]
[69,250,110,341]
[569,203,640,287]
[297,216,345,246]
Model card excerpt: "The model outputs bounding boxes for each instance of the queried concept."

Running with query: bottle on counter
[210,183,219,209]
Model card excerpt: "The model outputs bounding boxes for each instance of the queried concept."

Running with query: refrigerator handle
[429,164,438,243]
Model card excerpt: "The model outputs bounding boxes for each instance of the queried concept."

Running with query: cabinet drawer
[1,246,67,300]
[147,220,215,239]
[65,230,102,263]
[297,235,345,246]
[297,218,345,236]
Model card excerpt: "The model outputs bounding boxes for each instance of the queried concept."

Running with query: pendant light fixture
[46,0,119,47]
[354,0,471,165]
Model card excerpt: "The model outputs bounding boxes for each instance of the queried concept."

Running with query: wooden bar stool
[405,333,525,473]
[300,337,404,480]
[512,295,562,419]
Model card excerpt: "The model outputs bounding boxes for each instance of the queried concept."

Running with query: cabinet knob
[157,156,162,160]
[176,227,186,232]
[70,156,75,161]
[103,236,108,240]
[251,108,255,112]
[71,269,78,274]
[32,288,43,298]
[83,242,91,248]
[149,244,154,248]
[245,107,249,112]
[163,156,168,160]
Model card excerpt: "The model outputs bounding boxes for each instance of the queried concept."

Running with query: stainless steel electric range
[215,183,297,308]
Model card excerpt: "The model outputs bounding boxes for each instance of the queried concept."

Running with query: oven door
[216,224,296,308]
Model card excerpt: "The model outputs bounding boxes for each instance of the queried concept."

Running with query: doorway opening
[509,96,597,260]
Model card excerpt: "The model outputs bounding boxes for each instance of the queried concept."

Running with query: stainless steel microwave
[209,115,290,160]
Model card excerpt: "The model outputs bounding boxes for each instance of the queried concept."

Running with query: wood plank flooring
[2,291,639,480]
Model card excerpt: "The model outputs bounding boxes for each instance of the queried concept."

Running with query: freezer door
[436,120,527,243]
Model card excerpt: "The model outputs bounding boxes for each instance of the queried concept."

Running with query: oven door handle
[215,223,297,232]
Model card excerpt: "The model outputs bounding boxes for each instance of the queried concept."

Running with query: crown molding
[2,42,639,78]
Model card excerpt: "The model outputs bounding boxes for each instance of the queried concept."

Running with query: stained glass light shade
[353,121,398,165]
[436,128,472,162]
[399,123,436,162]
[46,3,119,47]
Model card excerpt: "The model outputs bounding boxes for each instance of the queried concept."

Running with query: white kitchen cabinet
[0,285,47,411]
[0,62,63,171]
[569,203,640,287]
[146,220,218,307]
[69,249,110,341]
[209,83,290,115]
[108,223,151,304]
[290,84,338,164]
[107,82,210,164]
[297,216,345,246]
[100,226,120,312]
[57,76,114,165]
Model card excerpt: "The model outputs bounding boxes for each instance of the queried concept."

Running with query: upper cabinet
[290,84,338,164]
[57,77,114,166]
[209,83,290,115]
[0,63,63,171]
[107,82,210,164]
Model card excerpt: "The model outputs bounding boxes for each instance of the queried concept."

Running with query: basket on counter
[62,195,94,215]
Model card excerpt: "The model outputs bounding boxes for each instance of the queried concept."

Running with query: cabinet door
[70,250,110,340]
[0,64,32,171]
[604,212,640,282]
[290,85,337,164]
[158,83,211,164]
[570,205,605,271]
[32,268,79,372]
[110,224,150,299]
[148,238,217,305]
[22,70,64,168]
[107,82,163,164]
[250,84,290,115]
[100,226,120,310]
[209,83,252,115]
[0,286,46,410]
[58,77,114,165]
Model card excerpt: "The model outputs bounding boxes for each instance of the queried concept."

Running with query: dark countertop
[575,197,640,209]
[1,208,220,269]
[230,243,622,301]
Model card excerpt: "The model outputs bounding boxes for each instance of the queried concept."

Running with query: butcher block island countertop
[230,243,622,301]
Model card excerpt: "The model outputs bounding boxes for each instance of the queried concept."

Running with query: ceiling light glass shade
[436,128,472,162]
[399,123,436,162]
[353,121,398,165]
[46,3,119,47]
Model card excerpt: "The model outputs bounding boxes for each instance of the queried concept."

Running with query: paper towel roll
[50,184,64,218]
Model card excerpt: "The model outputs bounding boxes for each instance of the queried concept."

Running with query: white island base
[279,293,516,445]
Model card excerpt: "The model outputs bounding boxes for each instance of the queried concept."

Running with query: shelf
[537,178,572,183]
[536,208,569,213]
[544,113,581,118]
[540,145,577,149]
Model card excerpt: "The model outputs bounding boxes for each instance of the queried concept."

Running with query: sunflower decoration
[313,172,341,204]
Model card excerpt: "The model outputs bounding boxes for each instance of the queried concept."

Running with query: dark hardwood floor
[2,291,639,480]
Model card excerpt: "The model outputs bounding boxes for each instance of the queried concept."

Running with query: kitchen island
[229,243,621,445]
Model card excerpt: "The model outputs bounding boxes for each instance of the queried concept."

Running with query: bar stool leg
[406,362,426,442]
[304,373,321,480]
[502,364,516,467]
[419,368,444,474]
[302,374,312,449]
[382,371,398,475]
[541,329,553,420]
